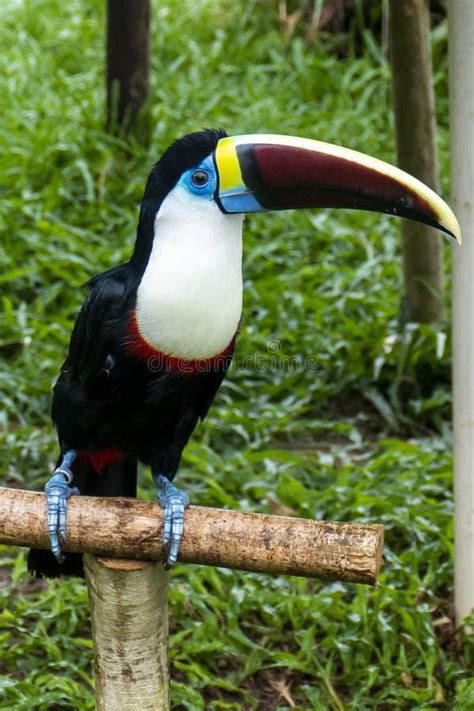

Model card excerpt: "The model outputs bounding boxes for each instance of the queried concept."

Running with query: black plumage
[28,129,232,578]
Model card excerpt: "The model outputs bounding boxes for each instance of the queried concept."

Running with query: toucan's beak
[214,134,461,244]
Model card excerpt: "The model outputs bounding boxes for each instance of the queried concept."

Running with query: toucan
[27,128,460,577]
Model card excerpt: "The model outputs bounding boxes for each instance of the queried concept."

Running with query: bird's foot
[155,474,189,569]
[45,451,79,563]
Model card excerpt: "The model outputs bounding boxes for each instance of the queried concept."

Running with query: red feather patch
[125,310,235,376]
[79,447,123,474]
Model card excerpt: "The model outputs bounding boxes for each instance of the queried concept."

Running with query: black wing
[197,357,234,422]
[62,265,131,389]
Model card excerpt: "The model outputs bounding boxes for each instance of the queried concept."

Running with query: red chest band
[125,310,235,375]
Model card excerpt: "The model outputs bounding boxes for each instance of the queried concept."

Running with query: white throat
[136,185,244,359]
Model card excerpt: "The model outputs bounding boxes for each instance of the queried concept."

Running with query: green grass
[0,0,472,708]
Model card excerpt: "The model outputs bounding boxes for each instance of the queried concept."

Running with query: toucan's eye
[191,169,209,188]
[181,160,215,197]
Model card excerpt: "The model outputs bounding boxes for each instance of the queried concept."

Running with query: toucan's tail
[27,454,137,579]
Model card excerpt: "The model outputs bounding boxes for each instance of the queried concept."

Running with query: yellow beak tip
[444,217,462,245]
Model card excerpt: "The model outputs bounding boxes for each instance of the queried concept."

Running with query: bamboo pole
[389,0,444,323]
[84,556,169,710]
[0,488,383,585]
[449,0,474,624]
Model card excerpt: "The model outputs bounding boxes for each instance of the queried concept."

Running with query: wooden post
[84,556,169,710]
[106,0,150,131]
[449,0,474,624]
[389,0,444,323]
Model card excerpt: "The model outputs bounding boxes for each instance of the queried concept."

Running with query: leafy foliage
[0,0,471,708]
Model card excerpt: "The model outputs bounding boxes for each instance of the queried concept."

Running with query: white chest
[135,187,244,360]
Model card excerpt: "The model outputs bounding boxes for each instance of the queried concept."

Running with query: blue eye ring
[191,169,210,188]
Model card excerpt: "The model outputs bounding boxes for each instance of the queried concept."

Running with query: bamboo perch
[0,488,383,584]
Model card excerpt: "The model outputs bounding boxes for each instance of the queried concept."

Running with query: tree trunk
[389,0,443,323]
[106,0,150,131]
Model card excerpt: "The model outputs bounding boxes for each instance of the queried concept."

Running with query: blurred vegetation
[0,0,472,708]
[277,0,447,57]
